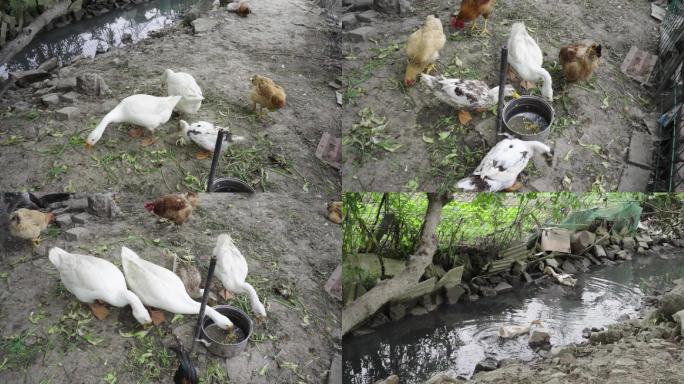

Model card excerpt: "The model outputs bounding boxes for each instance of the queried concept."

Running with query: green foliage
[343,107,401,163]
[0,330,51,372]
[124,327,173,382]
[343,192,684,282]
[423,116,483,190]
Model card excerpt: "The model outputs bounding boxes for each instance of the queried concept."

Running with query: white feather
[507,23,553,101]
[179,120,245,152]
[456,138,551,192]
[86,94,182,147]
[163,69,204,114]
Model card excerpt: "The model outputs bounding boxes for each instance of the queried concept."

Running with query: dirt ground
[0,192,341,383]
[0,0,342,195]
[341,0,659,192]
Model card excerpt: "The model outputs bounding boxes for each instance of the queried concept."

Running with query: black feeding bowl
[200,305,253,358]
[208,177,256,194]
[502,95,554,141]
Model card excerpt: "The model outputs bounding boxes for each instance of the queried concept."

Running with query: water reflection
[343,251,684,384]
[0,0,198,78]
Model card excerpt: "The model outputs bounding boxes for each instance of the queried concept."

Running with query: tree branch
[0,0,72,65]
[342,192,452,335]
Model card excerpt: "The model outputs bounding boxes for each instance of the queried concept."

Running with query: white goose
[544,266,577,287]
[120,246,234,329]
[456,138,552,192]
[213,234,266,320]
[507,22,553,101]
[162,69,204,114]
[178,120,245,157]
[498,319,543,338]
[48,247,151,325]
[85,94,182,149]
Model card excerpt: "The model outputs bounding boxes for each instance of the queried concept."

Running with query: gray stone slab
[357,10,379,22]
[55,106,80,121]
[328,354,342,384]
[627,131,653,168]
[191,18,219,33]
[71,212,91,225]
[618,164,651,192]
[346,26,376,42]
[65,227,90,242]
[341,13,358,29]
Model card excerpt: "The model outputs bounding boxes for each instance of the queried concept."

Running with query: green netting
[555,202,642,235]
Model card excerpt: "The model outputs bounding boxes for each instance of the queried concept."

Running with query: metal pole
[206,130,225,192]
[191,255,218,353]
[497,46,509,136]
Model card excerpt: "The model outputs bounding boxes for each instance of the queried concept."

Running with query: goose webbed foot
[89,300,110,320]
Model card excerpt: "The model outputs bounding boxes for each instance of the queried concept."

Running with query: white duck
[85,94,182,149]
[178,120,245,158]
[498,319,543,338]
[421,74,520,112]
[120,246,234,329]
[48,247,151,325]
[213,234,267,320]
[544,266,577,287]
[456,138,553,192]
[162,69,204,115]
[507,22,553,101]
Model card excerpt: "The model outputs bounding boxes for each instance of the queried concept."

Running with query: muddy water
[343,250,684,384]
[0,0,198,79]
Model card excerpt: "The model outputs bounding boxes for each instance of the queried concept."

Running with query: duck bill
[84,143,93,151]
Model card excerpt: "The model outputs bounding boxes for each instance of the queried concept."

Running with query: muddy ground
[341,0,659,192]
[0,192,341,383]
[0,0,342,195]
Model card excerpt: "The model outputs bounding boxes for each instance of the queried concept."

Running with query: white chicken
[162,69,204,115]
[456,138,552,192]
[85,94,182,149]
[213,234,266,321]
[507,22,553,101]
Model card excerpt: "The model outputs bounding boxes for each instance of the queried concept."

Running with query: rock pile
[340,0,414,42]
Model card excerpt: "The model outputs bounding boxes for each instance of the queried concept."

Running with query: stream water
[343,250,684,384]
[0,0,199,79]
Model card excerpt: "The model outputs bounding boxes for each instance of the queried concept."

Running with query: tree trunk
[342,192,452,335]
[0,0,71,65]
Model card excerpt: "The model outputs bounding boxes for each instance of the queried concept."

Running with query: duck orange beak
[84,143,93,151]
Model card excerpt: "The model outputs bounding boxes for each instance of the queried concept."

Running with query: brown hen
[144,193,199,225]
[559,41,602,83]
[250,75,286,114]
[451,0,496,34]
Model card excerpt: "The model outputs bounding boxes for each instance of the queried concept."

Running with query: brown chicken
[227,1,251,17]
[451,0,496,34]
[404,15,446,87]
[327,201,342,224]
[144,193,199,225]
[9,208,54,247]
[559,41,602,83]
[250,75,286,114]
